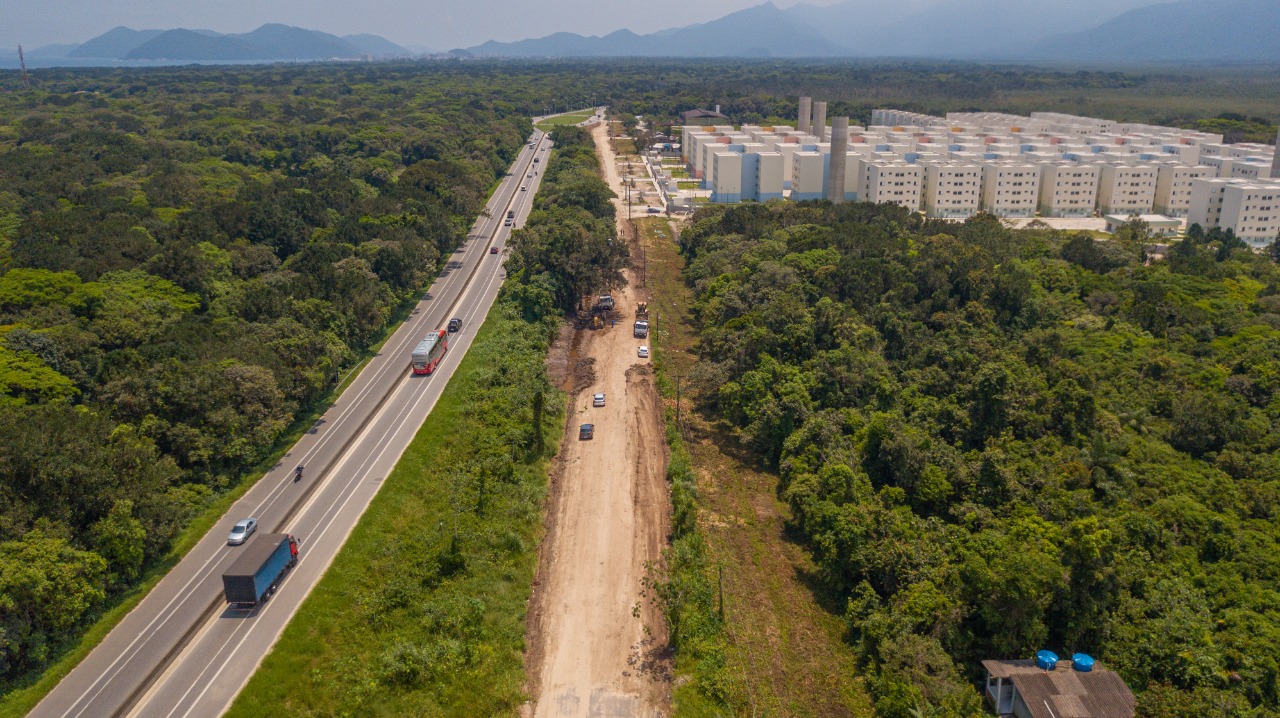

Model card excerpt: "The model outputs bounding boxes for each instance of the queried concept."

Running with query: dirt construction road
[524,119,671,717]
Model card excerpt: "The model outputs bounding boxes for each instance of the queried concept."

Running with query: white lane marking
[169,347,456,718]
[57,139,548,718]
[164,196,519,718]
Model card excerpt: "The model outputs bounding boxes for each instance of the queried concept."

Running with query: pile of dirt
[571,357,596,393]
[545,324,576,391]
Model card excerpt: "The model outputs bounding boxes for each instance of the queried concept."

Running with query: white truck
[633,320,649,338]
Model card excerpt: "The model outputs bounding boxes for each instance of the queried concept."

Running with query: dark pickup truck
[222,533,299,608]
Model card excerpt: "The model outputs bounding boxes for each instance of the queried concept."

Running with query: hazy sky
[5,0,808,50]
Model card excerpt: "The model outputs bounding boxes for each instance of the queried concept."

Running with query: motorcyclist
[294,465,304,482]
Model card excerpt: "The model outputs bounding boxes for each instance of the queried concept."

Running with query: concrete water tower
[1271,127,1280,178]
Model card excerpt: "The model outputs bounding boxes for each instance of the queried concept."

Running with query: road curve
[31,130,552,718]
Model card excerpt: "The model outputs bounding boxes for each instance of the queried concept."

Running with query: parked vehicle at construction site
[634,302,649,338]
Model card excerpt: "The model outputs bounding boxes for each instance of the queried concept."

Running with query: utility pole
[675,374,682,430]
[17,45,30,89]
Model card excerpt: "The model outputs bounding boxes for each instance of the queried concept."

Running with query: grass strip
[634,217,736,716]
[534,111,596,130]
[226,298,563,717]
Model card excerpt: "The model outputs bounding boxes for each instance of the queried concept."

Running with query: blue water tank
[1036,650,1059,671]
[1072,653,1095,672]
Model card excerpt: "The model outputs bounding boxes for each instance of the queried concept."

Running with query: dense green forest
[679,202,1280,717]
[224,123,618,717]
[0,64,533,683]
[1,56,1276,701]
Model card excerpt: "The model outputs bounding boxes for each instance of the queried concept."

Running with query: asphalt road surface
[32,130,552,718]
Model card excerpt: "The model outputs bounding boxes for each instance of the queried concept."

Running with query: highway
[31,129,553,718]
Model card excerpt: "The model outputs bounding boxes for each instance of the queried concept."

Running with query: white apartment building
[862,162,922,211]
[1220,181,1280,244]
[1097,164,1157,215]
[1154,164,1215,217]
[981,164,1040,218]
[1189,178,1280,245]
[756,152,785,201]
[1189,177,1233,229]
[791,152,826,201]
[871,109,944,127]
[922,162,981,218]
[1039,163,1101,217]
[1230,158,1273,179]
[680,109,1272,224]
[710,152,743,203]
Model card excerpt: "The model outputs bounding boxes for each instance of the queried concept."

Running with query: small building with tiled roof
[982,656,1135,718]
[680,108,728,126]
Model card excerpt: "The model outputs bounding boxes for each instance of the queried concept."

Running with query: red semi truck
[412,329,449,375]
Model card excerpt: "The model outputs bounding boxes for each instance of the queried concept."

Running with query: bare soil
[523,119,672,718]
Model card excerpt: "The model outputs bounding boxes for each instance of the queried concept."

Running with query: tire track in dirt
[523,117,672,718]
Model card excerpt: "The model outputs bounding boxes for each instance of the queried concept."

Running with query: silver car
[227,518,258,545]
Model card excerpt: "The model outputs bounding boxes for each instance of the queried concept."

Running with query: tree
[0,530,107,673]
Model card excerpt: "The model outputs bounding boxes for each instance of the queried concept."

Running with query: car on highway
[227,518,258,546]
[521,186,527,191]
[448,318,462,332]
[490,246,500,255]
[638,346,649,358]
[504,218,513,226]
[579,423,594,440]
[593,393,606,407]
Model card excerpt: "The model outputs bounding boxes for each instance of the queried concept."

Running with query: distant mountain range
[15,24,410,65]
[5,0,1279,68]
[463,0,1280,63]
[465,3,844,58]
[1028,0,1280,63]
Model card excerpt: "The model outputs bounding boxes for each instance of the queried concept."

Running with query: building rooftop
[680,108,728,122]
[982,659,1135,718]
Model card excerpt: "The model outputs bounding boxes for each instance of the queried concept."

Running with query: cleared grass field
[534,110,595,130]
[226,300,563,717]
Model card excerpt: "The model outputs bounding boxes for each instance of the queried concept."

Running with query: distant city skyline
[4,0,830,51]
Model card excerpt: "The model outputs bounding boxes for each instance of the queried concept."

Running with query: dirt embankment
[523,119,672,718]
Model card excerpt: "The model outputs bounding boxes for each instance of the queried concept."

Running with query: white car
[593,393,606,407]
[638,346,649,358]
[227,518,258,545]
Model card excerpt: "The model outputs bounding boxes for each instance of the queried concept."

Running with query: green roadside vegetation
[639,215,874,716]
[227,123,625,715]
[639,217,733,716]
[678,202,1280,718]
[227,298,563,717]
